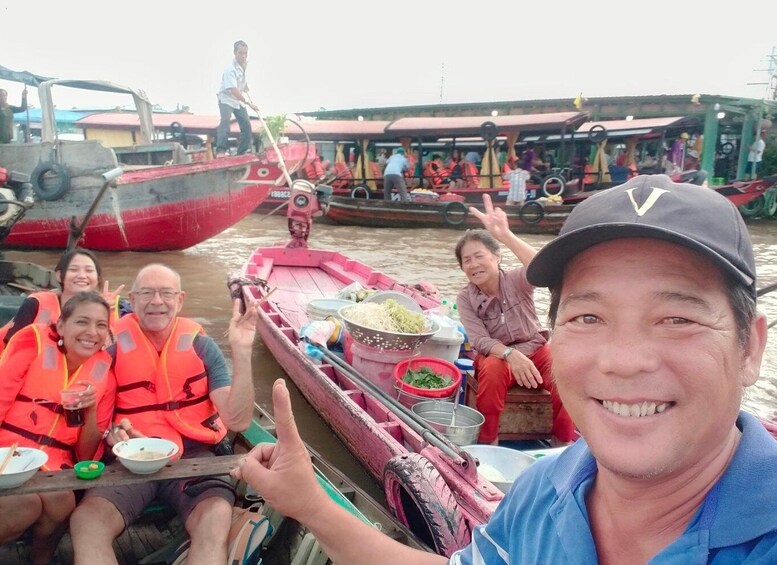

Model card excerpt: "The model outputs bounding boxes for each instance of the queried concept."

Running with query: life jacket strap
[114,394,210,415]
[0,421,76,454]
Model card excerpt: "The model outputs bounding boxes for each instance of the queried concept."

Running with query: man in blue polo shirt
[232,174,776,564]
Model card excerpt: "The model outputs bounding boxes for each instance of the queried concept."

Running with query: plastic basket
[394,356,461,399]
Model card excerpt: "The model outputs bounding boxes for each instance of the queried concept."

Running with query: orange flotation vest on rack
[462,161,479,189]
[112,315,227,456]
[0,325,113,470]
[303,159,325,182]
[0,292,60,356]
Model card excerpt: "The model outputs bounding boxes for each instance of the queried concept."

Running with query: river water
[7,213,777,497]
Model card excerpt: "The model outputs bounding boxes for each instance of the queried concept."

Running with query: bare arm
[210,298,258,431]
[469,194,537,266]
[232,380,447,565]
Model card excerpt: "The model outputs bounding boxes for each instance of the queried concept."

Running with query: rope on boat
[310,344,465,462]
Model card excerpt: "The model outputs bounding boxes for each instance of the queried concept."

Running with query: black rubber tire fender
[442,200,468,226]
[350,184,370,199]
[479,121,498,142]
[31,162,70,201]
[541,174,566,197]
[383,454,470,557]
[764,189,777,218]
[720,142,735,156]
[739,195,765,218]
[169,121,186,140]
[588,124,608,144]
[519,201,545,225]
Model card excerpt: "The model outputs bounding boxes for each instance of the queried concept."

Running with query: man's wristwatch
[501,347,514,360]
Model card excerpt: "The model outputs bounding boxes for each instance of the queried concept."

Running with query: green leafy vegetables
[402,367,454,389]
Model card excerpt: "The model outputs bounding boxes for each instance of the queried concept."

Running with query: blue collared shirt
[384,153,409,176]
[451,412,777,564]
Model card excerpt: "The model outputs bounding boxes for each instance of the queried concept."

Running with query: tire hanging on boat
[383,454,471,557]
[540,174,566,197]
[588,125,608,144]
[442,201,468,226]
[31,162,70,201]
[350,184,370,199]
[739,195,765,218]
[519,201,545,225]
[763,188,777,218]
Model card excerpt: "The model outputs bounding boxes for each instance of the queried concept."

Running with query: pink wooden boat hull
[239,246,502,556]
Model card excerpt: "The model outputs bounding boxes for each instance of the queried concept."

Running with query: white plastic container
[418,331,464,363]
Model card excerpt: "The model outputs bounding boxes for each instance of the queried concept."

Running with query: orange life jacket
[304,159,325,182]
[112,315,226,456]
[0,325,113,470]
[423,161,450,187]
[0,292,60,356]
[462,161,479,189]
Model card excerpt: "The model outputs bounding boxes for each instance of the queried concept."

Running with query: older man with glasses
[70,263,260,565]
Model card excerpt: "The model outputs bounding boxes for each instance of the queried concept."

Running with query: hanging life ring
[442,200,468,226]
[720,142,734,156]
[588,125,608,144]
[541,174,566,197]
[519,201,545,225]
[31,162,71,201]
[383,454,470,557]
[350,184,370,199]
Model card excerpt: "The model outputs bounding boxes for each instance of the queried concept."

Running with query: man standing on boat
[214,40,259,157]
[70,264,260,565]
[0,87,27,144]
[233,175,777,564]
[383,147,411,202]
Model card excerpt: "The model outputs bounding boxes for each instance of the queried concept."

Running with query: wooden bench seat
[465,370,552,441]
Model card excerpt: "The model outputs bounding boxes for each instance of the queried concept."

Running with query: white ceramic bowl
[0,446,48,489]
[112,437,179,475]
[462,444,537,493]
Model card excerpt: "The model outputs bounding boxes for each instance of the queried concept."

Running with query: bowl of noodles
[113,437,179,475]
[339,299,439,351]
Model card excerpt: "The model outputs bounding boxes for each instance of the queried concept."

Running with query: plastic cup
[60,384,88,427]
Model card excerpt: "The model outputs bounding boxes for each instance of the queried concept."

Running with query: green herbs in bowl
[402,367,454,390]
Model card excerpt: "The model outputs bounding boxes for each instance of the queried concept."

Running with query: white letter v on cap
[625,187,669,217]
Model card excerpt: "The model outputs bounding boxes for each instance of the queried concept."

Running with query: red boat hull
[3,154,279,251]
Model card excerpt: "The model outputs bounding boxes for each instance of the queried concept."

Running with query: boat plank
[0,454,243,497]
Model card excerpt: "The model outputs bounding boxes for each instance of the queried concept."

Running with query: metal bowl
[461,444,537,493]
[411,400,484,446]
[339,305,439,351]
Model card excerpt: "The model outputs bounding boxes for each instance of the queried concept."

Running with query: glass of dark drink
[61,385,87,428]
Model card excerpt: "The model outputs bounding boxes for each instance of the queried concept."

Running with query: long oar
[245,95,293,188]
[309,343,464,461]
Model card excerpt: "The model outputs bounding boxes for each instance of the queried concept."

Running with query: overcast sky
[2,1,776,118]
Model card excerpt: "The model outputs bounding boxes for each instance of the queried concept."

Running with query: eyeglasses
[132,288,181,301]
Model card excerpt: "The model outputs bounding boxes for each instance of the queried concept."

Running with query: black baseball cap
[526,174,757,298]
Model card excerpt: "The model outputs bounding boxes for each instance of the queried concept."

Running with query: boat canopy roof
[384,112,589,138]
[75,111,266,136]
[577,116,700,138]
[38,79,154,144]
[0,64,53,86]
[285,119,393,141]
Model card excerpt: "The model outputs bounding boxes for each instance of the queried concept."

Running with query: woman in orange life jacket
[455,195,576,445]
[0,247,126,353]
[0,291,115,565]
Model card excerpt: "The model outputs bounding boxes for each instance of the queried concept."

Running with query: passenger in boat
[423,154,452,189]
[69,263,260,565]
[0,292,115,565]
[503,157,530,206]
[215,40,259,157]
[746,131,766,180]
[232,174,776,564]
[453,201,576,445]
[447,150,466,190]
[383,148,411,202]
[0,247,128,354]
[0,87,27,144]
